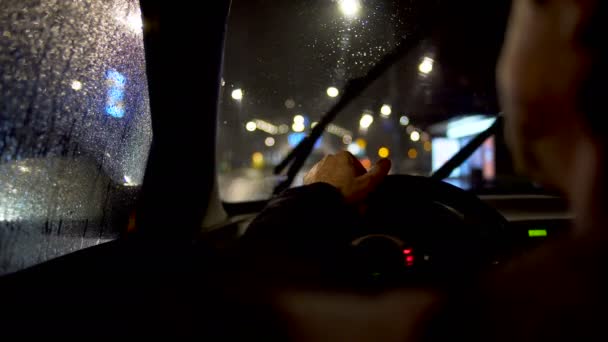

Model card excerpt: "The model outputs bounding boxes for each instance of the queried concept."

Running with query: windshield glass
[0,0,151,274]
[218,0,530,203]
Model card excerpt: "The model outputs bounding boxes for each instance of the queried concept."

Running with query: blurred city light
[399,116,410,126]
[231,88,243,101]
[123,175,138,187]
[292,114,306,132]
[447,115,496,139]
[327,124,352,138]
[288,133,306,147]
[252,152,265,169]
[71,80,82,91]
[424,141,432,152]
[342,135,353,145]
[245,121,257,132]
[265,137,275,147]
[278,124,290,134]
[311,122,318,128]
[115,10,143,34]
[419,57,434,75]
[408,148,418,159]
[356,138,367,149]
[292,122,305,132]
[410,131,421,142]
[285,98,296,109]
[327,87,340,98]
[347,143,362,156]
[431,138,461,175]
[105,69,126,118]
[125,12,143,33]
[360,158,372,170]
[288,133,322,148]
[380,105,392,117]
[339,0,361,18]
[359,114,374,129]
[17,166,30,173]
[378,147,390,158]
[293,115,305,125]
[254,119,279,134]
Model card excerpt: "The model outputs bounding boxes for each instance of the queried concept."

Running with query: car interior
[0,0,573,339]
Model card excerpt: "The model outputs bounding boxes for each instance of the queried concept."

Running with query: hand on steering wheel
[304,151,392,204]
[302,151,509,285]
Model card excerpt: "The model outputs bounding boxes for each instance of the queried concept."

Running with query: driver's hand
[304,151,391,204]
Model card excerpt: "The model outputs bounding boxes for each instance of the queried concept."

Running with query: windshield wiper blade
[431,114,503,181]
[273,34,424,194]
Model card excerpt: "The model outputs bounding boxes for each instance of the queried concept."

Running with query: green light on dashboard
[528,229,548,238]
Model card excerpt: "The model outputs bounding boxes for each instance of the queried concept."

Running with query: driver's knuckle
[337,151,351,160]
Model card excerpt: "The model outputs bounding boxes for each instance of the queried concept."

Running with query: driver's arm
[244,152,391,248]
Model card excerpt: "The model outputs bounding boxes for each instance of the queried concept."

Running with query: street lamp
[327,86,340,98]
[380,104,392,117]
[232,88,243,101]
[71,80,83,91]
[419,57,434,75]
[360,114,374,129]
[292,122,305,132]
[245,121,257,132]
[293,115,305,125]
[410,131,421,142]
[339,0,361,18]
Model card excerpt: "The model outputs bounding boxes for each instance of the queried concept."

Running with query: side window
[0,0,152,275]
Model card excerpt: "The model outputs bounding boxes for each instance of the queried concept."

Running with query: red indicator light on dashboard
[403,249,412,255]
[406,255,415,267]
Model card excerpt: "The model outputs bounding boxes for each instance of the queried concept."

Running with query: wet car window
[218,0,515,202]
[0,0,151,275]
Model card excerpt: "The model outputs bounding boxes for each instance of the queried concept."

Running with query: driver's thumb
[357,158,391,190]
[367,158,392,185]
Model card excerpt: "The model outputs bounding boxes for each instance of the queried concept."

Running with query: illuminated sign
[432,138,461,177]
[447,115,496,139]
[105,69,126,118]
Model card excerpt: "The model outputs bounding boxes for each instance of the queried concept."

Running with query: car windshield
[217,0,528,203]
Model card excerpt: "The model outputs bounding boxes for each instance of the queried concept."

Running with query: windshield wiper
[273,34,425,194]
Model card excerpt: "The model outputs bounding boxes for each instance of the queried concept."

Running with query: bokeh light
[408,148,418,159]
[327,87,340,98]
[378,147,390,158]
[410,131,421,142]
[232,88,243,101]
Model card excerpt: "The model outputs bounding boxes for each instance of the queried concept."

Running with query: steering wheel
[348,175,510,288]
